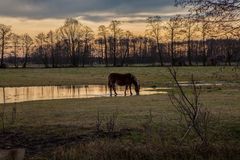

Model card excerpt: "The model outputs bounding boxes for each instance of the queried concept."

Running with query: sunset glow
[0,0,187,35]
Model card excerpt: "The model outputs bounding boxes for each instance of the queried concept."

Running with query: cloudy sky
[0,0,187,35]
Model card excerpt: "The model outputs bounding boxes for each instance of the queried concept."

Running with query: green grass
[0,67,239,87]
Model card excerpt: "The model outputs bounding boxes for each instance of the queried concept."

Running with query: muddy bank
[0,125,139,157]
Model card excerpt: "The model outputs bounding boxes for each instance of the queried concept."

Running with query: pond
[0,85,169,104]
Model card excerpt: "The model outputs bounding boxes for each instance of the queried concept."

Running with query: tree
[164,15,183,66]
[98,25,109,66]
[120,31,133,66]
[0,24,11,67]
[181,15,199,65]
[21,34,33,68]
[58,18,82,67]
[10,33,20,68]
[46,31,56,68]
[36,33,48,67]
[176,0,240,18]
[199,18,212,66]
[82,25,94,67]
[146,16,164,66]
[109,20,122,66]
[176,0,240,35]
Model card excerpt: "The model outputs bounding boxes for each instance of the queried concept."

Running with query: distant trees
[120,31,132,66]
[82,25,94,67]
[10,33,20,67]
[46,31,56,68]
[21,34,33,68]
[146,16,163,66]
[1,10,240,68]
[98,25,109,66]
[181,15,199,65]
[0,24,11,67]
[164,15,183,66]
[109,20,122,66]
[58,18,82,67]
[36,33,48,67]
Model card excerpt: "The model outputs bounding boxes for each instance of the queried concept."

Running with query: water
[0,85,168,104]
[177,81,222,87]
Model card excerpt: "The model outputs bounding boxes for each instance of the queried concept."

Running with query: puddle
[177,82,223,87]
[0,85,168,104]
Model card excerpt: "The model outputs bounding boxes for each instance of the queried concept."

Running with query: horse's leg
[129,85,133,95]
[124,85,128,96]
[113,84,117,96]
[108,80,113,96]
[109,86,113,96]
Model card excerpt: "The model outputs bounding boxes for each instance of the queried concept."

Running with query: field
[0,67,240,160]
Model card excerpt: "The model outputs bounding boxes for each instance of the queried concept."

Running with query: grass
[0,66,240,159]
[0,66,239,87]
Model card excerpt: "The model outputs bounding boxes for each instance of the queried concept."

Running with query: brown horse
[108,73,140,96]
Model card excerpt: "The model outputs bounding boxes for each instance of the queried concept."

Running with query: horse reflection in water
[108,73,140,96]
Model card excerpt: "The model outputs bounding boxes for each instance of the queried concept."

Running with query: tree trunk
[113,37,117,67]
[51,46,55,68]
[157,40,163,66]
[104,36,108,67]
[120,41,129,67]
[23,50,28,68]
[187,37,192,66]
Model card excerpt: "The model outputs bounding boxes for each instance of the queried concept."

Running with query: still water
[0,85,169,104]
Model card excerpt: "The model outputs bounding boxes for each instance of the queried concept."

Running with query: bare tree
[46,30,56,68]
[10,33,20,68]
[36,33,48,67]
[58,18,82,67]
[82,25,94,67]
[164,15,183,66]
[146,16,164,66]
[176,0,240,18]
[98,25,109,66]
[181,15,199,65]
[169,67,212,145]
[21,34,33,68]
[109,20,122,66]
[120,31,133,66]
[176,0,240,35]
[0,24,11,67]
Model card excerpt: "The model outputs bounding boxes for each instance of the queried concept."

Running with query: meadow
[0,67,240,159]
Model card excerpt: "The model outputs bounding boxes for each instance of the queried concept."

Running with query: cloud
[0,0,187,22]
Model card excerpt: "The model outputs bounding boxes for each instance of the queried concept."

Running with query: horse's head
[134,80,140,95]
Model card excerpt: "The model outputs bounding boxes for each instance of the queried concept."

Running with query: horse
[108,73,140,96]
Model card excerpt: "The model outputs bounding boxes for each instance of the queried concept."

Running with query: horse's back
[108,73,132,79]
[108,73,133,86]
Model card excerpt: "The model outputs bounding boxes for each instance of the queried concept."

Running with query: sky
[0,0,188,36]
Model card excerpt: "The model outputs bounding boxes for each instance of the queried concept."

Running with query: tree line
[1,0,240,68]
